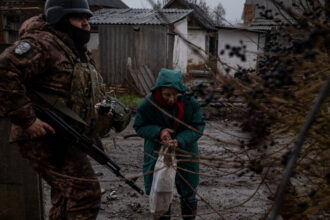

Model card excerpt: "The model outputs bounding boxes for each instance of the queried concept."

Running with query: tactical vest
[32,32,131,138]
[35,33,104,129]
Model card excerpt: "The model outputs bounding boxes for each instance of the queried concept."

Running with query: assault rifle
[33,106,144,195]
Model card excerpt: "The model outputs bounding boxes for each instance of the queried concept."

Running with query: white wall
[87,33,99,52]
[217,29,265,75]
[187,30,208,67]
[173,18,188,74]
[87,33,100,69]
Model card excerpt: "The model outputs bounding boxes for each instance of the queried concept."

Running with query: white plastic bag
[149,146,177,215]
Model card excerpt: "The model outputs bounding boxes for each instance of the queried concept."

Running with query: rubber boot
[181,194,197,220]
[158,204,171,220]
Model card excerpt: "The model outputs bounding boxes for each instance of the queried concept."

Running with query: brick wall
[242,3,255,25]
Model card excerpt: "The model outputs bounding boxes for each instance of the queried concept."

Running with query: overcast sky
[121,0,245,24]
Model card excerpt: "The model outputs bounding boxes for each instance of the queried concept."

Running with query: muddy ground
[44,117,278,220]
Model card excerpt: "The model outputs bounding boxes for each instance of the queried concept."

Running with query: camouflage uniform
[0,15,101,219]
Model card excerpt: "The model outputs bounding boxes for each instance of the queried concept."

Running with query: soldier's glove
[94,101,115,138]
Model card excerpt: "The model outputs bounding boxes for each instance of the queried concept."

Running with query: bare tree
[187,0,225,27]
[156,0,209,12]
[154,0,162,9]
[193,1,225,27]
[212,2,226,26]
[154,0,168,9]
[196,0,210,15]
[154,0,225,26]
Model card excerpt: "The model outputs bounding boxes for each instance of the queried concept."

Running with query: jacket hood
[151,68,188,92]
[19,14,79,55]
[19,15,49,37]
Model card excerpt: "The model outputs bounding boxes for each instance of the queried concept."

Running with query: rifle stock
[33,106,144,195]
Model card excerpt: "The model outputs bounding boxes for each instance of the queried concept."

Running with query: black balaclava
[69,23,90,49]
[53,15,90,54]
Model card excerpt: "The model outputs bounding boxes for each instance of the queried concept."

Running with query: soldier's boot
[158,204,172,220]
[181,194,197,220]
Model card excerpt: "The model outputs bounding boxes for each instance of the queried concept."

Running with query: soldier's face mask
[69,23,91,47]
[68,14,91,47]
[54,15,91,48]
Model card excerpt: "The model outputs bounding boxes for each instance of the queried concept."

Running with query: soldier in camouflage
[0,0,106,219]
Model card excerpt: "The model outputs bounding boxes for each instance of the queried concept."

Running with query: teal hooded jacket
[133,69,205,197]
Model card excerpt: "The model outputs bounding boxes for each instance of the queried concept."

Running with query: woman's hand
[160,128,174,141]
[161,138,178,150]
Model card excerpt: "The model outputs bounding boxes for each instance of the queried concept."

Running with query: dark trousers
[18,136,101,220]
[158,193,198,220]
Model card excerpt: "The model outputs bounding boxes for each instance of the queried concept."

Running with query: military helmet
[45,0,93,25]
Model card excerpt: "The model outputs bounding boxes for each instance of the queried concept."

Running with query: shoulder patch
[12,41,33,57]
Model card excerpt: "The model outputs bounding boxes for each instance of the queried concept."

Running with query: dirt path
[94,118,274,220]
[44,118,275,219]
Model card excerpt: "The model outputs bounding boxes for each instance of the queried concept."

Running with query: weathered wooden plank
[167,32,175,69]
[143,65,156,86]
[136,69,150,95]
[127,58,145,95]
[139,66,153,92]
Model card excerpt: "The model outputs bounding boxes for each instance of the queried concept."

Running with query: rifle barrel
[33,106,144,195]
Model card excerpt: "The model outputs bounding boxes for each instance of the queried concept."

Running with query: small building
[242,0,281,25]
[217,0,293,75]
[241,0,321,28]
[163,0,217,71]
[233,0,313,75]
[217,26,267,75]
[224,0,325,75]
[88,8,192,85]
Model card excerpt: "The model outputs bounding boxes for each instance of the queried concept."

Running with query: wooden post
[0,118,44,220]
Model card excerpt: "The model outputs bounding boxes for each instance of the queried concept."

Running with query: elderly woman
[134,68,205,220]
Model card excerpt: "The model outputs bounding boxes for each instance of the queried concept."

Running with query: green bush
[118,94,143,109]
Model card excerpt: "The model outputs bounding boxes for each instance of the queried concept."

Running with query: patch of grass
[118,94,143,109]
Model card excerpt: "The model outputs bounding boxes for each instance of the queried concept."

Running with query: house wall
[97,24,174,85]
[2,14,21,43]
[217,29,265,75]
[173,18,188,74]
[87,32,100,70]
[0,1,44,43]
[187,29,207,68]
[243,0,304,25]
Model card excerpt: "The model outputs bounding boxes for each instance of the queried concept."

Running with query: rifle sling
[34,91,88,126]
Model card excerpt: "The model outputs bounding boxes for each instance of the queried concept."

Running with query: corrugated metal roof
[247,19,283,31]
[218,26,267,33]
[89,8,193,25]
[218,19,277,32]
[88,0,128,8]
[246,25,274,31]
